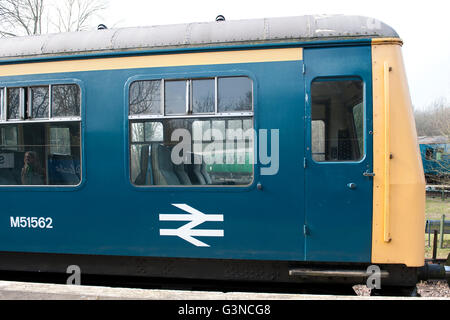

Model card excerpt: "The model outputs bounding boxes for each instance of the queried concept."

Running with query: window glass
[130,121,163,143]
[353,102,364,157]
[7,88,21,120]
[50,127,71,155]
[52,84,80,117]
[129,80,161,115]
[30,86,49,119]
[0,88,4,120]
[311,120,325,161]
[130,118,253,186]
[218,77,252,112]
[165,80,186,115]
[311,79,364,161]
[0,122,81,185]
[0,126,18,151]
[192,79,214,113]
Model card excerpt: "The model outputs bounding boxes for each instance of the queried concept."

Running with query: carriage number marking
[10,217,53,229]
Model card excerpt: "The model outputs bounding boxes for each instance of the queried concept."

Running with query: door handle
[363,171,375,177]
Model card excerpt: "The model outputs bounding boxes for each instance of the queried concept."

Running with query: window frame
[309,76,366,164]
[0,80,84,189]
[127,74,256,189]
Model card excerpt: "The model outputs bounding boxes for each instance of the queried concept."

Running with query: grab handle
[383,62,391,243]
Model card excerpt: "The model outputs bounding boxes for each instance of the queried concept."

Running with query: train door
[303,46,374,262]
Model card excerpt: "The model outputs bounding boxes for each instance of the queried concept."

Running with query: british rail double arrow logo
[159,204,224,247]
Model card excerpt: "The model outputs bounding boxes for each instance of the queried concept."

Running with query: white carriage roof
[0,15,399,60]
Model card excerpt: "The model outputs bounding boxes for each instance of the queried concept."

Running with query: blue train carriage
[418,136,450,183]
[0,15,448,293]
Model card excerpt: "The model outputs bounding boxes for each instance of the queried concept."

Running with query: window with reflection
[165,80,187,115]
[30,86,49,119]
[218,77,252,112]
[192,79,215,113]
[0,83,82,186]
[311,79,364,162]
[129,80,161,115]
[7,88,21,120]
[129,76,254,186]
[52,84,80,117]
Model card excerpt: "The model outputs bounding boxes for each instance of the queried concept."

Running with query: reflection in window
[192,79,214,113]
[130,118,253,186]
[0,122,81,185]
[311,79,364,161]
[30,86,49,119]
[50,127,71,155]
[130,122,163,143]
[312,120,325,161]
[218,77,252,112]
[165,80,186,115]
[0,126,18,151]
[7,88,21,120]
[52,84,80,117]
[129,80,161,115]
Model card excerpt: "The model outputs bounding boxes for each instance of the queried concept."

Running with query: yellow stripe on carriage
[0,48,303,77]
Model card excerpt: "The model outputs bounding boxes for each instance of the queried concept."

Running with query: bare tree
[0,0,45,36]
[51,0,108,33]
[0,0,108,37]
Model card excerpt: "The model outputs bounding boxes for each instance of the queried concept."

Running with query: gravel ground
[354,280,450,297]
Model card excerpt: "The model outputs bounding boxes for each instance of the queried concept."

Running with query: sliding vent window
[218,77,252,112]
[52,84,80,117]
[311,79,364,162]
[192,79,215,113]
[165,80,187,115]
[129,80,161,115]
[29,86,49,119]
[7,88,21,120]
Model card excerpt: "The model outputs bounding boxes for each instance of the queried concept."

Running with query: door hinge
[303,157,307,168]
[302,63,306,74]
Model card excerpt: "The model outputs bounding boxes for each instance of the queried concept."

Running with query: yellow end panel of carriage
[0,48,302,76]
[371,39,425,267]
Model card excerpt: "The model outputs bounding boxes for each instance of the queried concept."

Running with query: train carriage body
[0,15,431,289]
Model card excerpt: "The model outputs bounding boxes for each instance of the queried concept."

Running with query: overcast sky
[100,0,449,110]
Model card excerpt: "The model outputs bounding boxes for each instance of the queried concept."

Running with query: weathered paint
[371,42,425,266]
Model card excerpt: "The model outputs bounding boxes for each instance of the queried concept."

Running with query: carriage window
[192,79,215,113]
[129,76,254,187]
[165,80,187,115]
[7,88,22,120]
[129,80,161,115]
[218,77,252,112]
[52,84,80,117]
[311,79,364,162]
[130,118,253,186]
[29,86,49,119]
[0,83,82,186]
